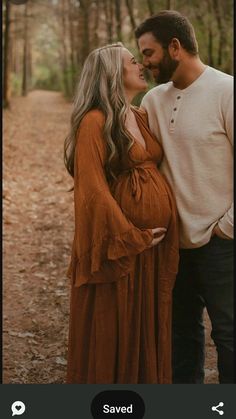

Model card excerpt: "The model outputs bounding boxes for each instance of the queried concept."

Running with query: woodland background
[3,0,233,384]
[3,0,233,107]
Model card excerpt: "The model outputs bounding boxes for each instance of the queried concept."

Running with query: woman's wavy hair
[64,42,135,184]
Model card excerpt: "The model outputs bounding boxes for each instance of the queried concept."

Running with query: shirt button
[171,119,174,123]
[177,96,181,99]
[173,107,177,111]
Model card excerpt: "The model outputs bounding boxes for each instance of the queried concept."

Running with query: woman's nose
[142,56,150,67]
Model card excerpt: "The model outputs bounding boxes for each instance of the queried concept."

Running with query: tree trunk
[114,0,122,41]
[22,1,28,96]
[10,6,22,75]
[92,0,100,48]
[208,26,214,66]
[107,0,113,43]
[207,0,214,67]
[125,0,136,32]
[3,0,11,108]
[212,0,226,66]
[166,0,174,9]
[125,0,139,48]
[61,0,70,94]
[80,0,90,62]
[27,38,32,91]
[147,0,154,15]
[103,0,113,44]
[68,0,76,88]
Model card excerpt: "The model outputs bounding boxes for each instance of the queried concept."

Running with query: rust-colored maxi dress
[66,107,179,384]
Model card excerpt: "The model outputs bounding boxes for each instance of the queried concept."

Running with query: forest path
[3,90,73,383]
[3,90,217,383]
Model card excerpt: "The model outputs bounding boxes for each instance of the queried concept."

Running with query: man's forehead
[138,32,161,51]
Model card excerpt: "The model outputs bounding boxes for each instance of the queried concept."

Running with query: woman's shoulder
[77,109,106,152]
[132,105,147,116]
[81,109,105,127]
[132,105,149,124]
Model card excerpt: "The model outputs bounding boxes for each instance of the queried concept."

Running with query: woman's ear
[168,38,181,60]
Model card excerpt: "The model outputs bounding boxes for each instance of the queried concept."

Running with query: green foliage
[132,80,156,107]
[61,65,78,98]
[10,73,22,96]
[32,64,62,91]
[31,20,63,91]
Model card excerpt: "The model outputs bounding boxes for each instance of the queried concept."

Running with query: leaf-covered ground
[3,90,218,384]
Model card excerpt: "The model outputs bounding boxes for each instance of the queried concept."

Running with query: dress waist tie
[126,161,157,202]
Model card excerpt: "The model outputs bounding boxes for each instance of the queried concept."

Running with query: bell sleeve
[69,110,153,287]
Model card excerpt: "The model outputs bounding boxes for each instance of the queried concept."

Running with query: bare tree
[147,0,154,15]
[206,0,214,67]
[93,0,100,47]
[125,0,136,32]
[79,0,91,62]
[166,0,175,9]
[22,1,29,96]
[103,0,113,43]
[212,0,227,66]
[61,0,71,94]
[114,0,122,41]
[68,0,76,88]
[3,0,12,108]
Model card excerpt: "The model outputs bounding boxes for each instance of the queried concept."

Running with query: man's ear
[168,38,181,59]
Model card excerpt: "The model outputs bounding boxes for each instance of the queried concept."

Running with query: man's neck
[171,56,207,90]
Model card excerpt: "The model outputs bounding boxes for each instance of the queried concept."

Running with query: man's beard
[150,50,179,84]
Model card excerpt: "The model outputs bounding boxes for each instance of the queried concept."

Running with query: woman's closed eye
[131,57,138,64]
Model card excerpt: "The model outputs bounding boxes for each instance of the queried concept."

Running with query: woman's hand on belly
[149,227,167,247]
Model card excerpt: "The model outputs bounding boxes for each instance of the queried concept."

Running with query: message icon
[11,401,26,416]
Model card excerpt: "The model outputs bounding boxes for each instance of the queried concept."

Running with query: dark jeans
[172,235,234,383]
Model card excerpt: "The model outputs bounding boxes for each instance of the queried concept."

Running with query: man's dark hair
[135,10,198,55]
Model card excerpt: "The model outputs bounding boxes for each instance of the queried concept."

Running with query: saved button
[91,390,145,418]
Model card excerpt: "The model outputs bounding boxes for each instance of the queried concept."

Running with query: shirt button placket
[169,95,181,131]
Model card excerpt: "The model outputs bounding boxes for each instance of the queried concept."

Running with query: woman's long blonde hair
[64,43,135,183]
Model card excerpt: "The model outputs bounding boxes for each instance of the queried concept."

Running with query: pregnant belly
[112,169,172,230]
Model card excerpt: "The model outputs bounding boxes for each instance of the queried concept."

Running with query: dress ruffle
[69,227,152,287]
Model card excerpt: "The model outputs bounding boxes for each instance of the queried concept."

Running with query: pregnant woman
[64,43,179,384]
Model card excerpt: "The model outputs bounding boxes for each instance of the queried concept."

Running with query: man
[135,10,233,384]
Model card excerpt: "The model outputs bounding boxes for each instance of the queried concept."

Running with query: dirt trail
[3,90,217,384]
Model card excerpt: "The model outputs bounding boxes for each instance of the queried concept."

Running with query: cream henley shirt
[141,66,233,248]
